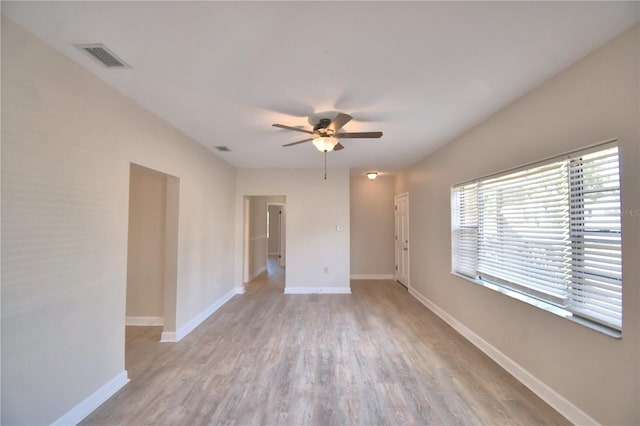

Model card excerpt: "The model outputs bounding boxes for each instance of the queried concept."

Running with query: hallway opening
[243,195,286,291]
[125,163,179,348]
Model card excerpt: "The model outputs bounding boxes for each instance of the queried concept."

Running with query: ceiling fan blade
[333,142,345,151]
[283,138,314,147]
[327,113,353,133]
[335,131,383,139]
[272,124,315,134]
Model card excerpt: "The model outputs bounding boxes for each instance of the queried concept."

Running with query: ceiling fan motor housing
[314,118,332,133]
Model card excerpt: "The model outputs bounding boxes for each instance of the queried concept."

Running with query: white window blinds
[568,147,622,329]
[451,143,622,331]
[452,183,478,278]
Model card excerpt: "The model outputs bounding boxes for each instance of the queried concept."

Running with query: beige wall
[1,18,237,425]
[400,26,639,425]
[236,169,350,291]
[126,165,167,318]
[394,171,409,195]
[350,174,395,276]
[247,196,268,281]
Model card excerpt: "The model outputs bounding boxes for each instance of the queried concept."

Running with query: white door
[395,193,409,288]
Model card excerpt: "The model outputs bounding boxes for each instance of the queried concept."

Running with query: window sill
[450,272,622,339]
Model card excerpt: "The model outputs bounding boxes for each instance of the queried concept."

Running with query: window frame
[450,139,622,338]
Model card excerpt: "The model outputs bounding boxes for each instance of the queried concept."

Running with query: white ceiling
[2,2,638,174]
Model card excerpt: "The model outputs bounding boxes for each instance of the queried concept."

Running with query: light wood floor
[83,259,569,425]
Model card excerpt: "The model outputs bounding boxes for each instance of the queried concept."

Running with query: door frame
[394,192,410,289]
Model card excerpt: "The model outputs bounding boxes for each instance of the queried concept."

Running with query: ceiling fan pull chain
[324,151,327,180]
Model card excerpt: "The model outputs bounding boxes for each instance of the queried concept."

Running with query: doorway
[394,192,409,288]
[125,164,179,344]
[243,196,286,290]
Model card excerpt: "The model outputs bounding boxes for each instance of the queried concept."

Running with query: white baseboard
[159,331,177,342]
[408,287,598,426]
[235,286,245,294]
[125,316,163,326]
[248,265,267,281]
[284,286,351,294]
[350,274,394,280]
[160,287,242,343]
[51,370,129,426]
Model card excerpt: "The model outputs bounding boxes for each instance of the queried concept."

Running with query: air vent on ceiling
[75,44,130,68]
[215,146,231,152]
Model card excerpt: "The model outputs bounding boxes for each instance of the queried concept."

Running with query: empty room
[1,2,639,425]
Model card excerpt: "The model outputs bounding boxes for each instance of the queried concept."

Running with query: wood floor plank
[82,259,569,425]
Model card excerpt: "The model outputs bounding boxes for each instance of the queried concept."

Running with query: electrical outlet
[323,267,329,273]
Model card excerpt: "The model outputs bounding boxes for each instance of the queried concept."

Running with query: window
[452,142,622,333]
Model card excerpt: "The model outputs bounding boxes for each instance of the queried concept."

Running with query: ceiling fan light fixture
[366,171,378,180]
[312,136,339,153]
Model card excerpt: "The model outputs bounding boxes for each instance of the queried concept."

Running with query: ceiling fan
[272,113,383,152]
